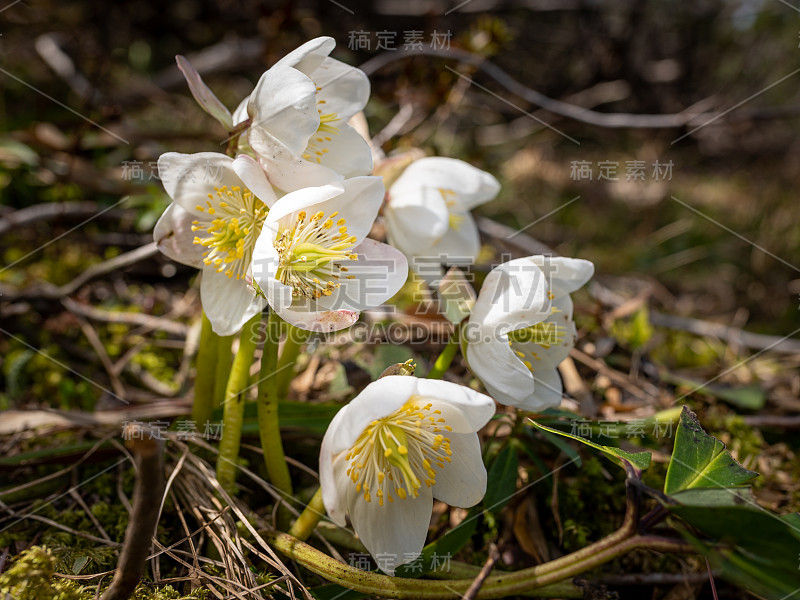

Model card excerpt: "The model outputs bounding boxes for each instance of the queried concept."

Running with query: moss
[0,546,88,600]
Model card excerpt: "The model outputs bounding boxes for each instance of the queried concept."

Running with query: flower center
[345,397,453,507]
[192,186,268,280]
[273,210,358,299]
[507,305,567,371]
[439,188,464,231]
[302,87,340,164]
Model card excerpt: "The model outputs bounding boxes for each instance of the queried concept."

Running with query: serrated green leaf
[664,406,758,494]
[528,420,651,472]
[484,444,519,511]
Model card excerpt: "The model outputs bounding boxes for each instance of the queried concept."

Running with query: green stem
[192,313,218,427]
[266,531,691,599]
[427,326,461,380]
[288,487,325,541]
[215,312,262,494]
[275,323,311,398]
[257,310,294,501]
[213,333,234,409]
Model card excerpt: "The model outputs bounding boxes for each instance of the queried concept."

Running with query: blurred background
[2,2,800,597]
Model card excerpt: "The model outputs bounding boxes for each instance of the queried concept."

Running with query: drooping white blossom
[244,37,373,192]
[384,157,500,277]
[465,256,594,411]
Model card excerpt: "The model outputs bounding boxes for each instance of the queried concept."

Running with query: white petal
[304,176,384,245]
[384,202,446,259]
[348,481,433,575]
[324,377,419,455]
[390,157,499,212]
[274,36,335,75]
[312,57,370,121]
[469,257,551,335]
[153,203,205,269]
[320,449,351,527]
[311,124,373,179]
[428,212,481,264]
[200,270,265,336]
[262,183,345,227]
[258,141,344,192]
[232,155,278,208]
[158,152,240,215]
[530,256,594,298]
[465,336,534,406]
[431,433,487,508]
[516,367,564,412]
[313,239,408,312]
[414,379,495,433]
[232,96,250,126]
[248,65,319,156]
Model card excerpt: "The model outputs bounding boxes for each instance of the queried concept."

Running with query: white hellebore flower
[244,37,372,192]
[465,256,594,411]
[320,376,495,574]
[251,176,408,331]
[154,152,278,336]
[384,157,500,274]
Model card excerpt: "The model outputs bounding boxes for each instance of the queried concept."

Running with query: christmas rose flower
[319,376,495,574]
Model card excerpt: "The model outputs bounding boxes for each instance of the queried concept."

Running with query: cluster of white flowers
[155,37,595,575]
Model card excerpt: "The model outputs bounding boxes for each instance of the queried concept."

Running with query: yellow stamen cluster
[439,188,464,231]
[274,209,358,299]
[192,186,268,280]
[345,397,453,507]
[507,305,569,372]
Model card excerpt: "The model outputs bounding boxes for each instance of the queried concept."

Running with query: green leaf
[71,556,90,575]
[669,487,756,508]
[528,420,651,472]
[484,444,519,512]
[664,406,758,494]
[669,495,800,599]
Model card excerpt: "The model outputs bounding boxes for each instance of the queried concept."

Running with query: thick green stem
[257,310,294,502]
[213,333,234,409]
[215,313,262,494]
[266,531,691,599]
[427,326,461,379]
[275,323,311,398]
[288,487,325,541]
[192,313,218,427]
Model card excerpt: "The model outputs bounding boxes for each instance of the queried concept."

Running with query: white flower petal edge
[465,255,594,412]
[251,177,407,330]
[320,377,495,574]
[155,152,275,335]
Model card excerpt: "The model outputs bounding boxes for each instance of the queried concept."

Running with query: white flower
[251,176,408,331]
[384,157,500,275]
[465,256,594,411]
[319,376,495,574]
[244,37,373,192]
[154,152,278,335]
